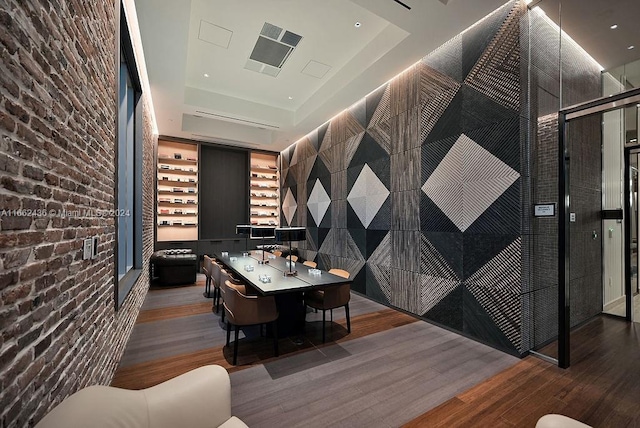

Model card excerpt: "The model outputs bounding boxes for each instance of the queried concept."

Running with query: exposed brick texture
[0,1,156,426]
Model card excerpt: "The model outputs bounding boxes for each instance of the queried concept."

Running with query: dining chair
[302,260,317,268]
[273,250,282,257]
[203,255,214,298]
[223,280,279,365]
[286,254,298,262]
[210,259,224,313]
[304,268,351,343]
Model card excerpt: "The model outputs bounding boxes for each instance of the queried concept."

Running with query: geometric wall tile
[331,170,347,201]
[424,283,463,330]
[391,147,421,192]
[391,190,420,231]
[315,122,329,153]
[422,34,463,83]
[390,63,419,117]
[421,133,520,232]
[367,84,391,130]
[307,178,331,226]
[391,230,420,273]
[347,164,390,229]
[460,0,512,80]
[367,120,392,155]
[350,132,389,170]
[420,233,460,282]
[464,2,523,111]
[463,287,518,353]
[282,188,297,226]
[331,199,347,229]
[421,274,460,315]
[343,132,365,172]
[465,237,522,351]
[390,268,420,314]
[366,263,391,303]
[367,231,391,267]
[390,107,419,154]
[318,120,332,152]
[366,196,392,231]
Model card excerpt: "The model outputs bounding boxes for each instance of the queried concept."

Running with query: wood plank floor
[404,315,640,427]
[111,275,520,427]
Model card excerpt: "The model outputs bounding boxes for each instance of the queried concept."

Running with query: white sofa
[35,365,248,428]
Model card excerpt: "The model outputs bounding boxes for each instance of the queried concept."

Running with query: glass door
[624,148,640,322]
[558,89,640,367]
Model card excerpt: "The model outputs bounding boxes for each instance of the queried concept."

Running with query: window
[116,4,143,309]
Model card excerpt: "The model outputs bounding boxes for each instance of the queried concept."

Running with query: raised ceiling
[135,0,640,151]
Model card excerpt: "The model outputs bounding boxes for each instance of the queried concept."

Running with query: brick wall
[0,1,155,426]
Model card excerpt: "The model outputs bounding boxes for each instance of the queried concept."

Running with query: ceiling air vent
[245,22,303,77]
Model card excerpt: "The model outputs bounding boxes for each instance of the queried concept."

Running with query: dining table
[214,250,352,336]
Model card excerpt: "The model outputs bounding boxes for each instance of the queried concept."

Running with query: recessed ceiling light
[204,73,209,77]
[354,22,361,28]
[628,45,635,50]
[288,96,293,100]
[610,24,618,29]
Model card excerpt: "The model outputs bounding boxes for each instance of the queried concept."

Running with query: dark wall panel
[200,146,248,239]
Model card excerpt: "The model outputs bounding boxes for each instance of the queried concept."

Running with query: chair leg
[205,277,210,295]
[233,324,240,365]
[226,321,231,346]
[216,288,221,313]
[345,303,351,333]
[273,321,279,357]
[221,306,225,322]
[322,309,326,343]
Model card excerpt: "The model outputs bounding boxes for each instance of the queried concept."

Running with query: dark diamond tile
[421,231,463,280]
[349,131,389,169]
[463,286,518,353]
[424,283,463,330]
[462,233,519,279]
[420,192,460,233]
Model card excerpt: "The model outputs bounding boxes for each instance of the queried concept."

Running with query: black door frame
[558,87,640,368]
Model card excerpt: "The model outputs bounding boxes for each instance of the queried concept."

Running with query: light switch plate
[83,238,92,260]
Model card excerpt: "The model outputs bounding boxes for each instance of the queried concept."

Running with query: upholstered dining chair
[304,268,351,343]
[223,280,279,365]
[210,259,224,313]
[286,254,298,262]
[203,255,214,298]
[302,260,317,268]
[273,250,282,257]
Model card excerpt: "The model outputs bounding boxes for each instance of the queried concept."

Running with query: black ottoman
[150,249,198,286]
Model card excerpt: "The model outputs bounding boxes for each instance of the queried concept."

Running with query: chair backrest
[287,254,298,262]
[223,280,277,326]
[328,268,350,279]
[273,250,282,257]
[323,268,351,308]
[203,255,213,278]
[302,260,317,268]
[211,259,223,288]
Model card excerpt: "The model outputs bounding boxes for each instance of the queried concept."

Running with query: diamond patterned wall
[278,0,551,356]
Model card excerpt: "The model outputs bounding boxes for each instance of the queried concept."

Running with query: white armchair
[536,414,591,428]
[35,365,248,428]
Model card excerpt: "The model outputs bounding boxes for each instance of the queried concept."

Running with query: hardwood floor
[111,276,519,427]
[404,316,640,427]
